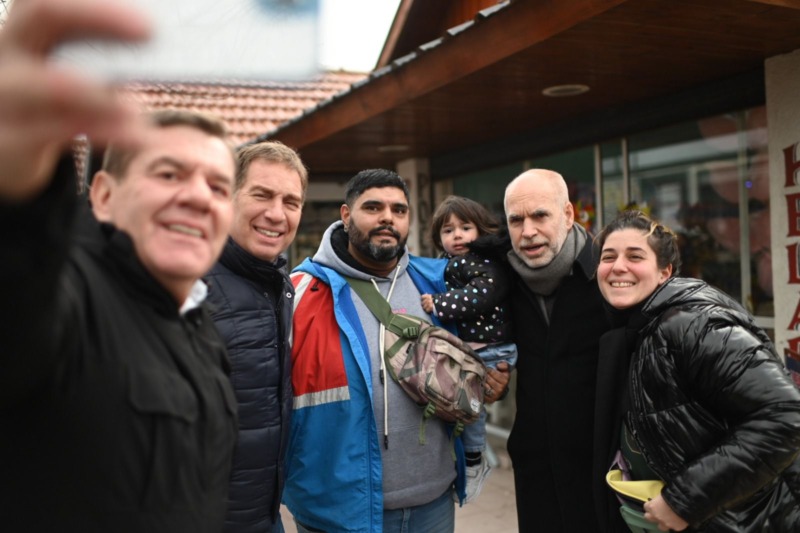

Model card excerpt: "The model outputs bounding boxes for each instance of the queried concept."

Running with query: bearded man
[283,169,467,533]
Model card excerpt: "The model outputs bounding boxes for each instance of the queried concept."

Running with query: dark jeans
[294,488,455,533]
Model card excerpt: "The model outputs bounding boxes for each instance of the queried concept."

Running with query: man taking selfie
[0,1,239,531]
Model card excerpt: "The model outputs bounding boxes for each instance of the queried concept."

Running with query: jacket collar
[94,220,185,317]
[218,236,286,286]
[642,277,706,318]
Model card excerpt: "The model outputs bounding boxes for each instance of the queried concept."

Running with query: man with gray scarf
[502,169,614,533]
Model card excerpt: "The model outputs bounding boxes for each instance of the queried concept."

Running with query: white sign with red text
[766,48,800,385]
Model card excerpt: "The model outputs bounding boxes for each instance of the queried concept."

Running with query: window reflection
[621,106,772,317]
[696,107,771,316]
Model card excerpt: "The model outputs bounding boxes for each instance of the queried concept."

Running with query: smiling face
[230,159,303,262]
[597,228,673,309]
[505,170,574,268]
[340,186,409,273]
[440,214,479,256]
[91,124,235,303]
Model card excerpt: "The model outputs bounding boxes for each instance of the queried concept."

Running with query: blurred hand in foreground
[0,0,151,201]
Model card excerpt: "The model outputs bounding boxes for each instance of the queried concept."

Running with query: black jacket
[205,239,294,533]
[430,237,514,345]
[621,277,800,532]
[0,159,237,532]
[507,238,614,533]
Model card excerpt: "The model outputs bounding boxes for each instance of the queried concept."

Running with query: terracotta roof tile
[74,71,365,183]
[119,71,366,146]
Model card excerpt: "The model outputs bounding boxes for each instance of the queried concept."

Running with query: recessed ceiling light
[542,84,590,97]
[377,144,410,153]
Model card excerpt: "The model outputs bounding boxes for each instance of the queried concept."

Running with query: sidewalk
[454,443,518,532]
[280,436,518,532]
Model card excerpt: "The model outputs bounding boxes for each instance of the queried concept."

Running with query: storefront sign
[767,49,800,384]
[781,143,800,384]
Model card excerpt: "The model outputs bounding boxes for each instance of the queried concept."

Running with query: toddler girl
[421,195,517,503]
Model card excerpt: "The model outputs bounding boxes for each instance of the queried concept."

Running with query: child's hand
[421,294,434,313]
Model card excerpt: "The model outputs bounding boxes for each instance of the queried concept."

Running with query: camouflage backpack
[345,276,487,436]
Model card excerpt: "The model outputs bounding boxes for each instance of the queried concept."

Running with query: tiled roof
[119,71,367,146]
[73,71,365,186]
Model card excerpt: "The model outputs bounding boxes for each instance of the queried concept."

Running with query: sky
[3,0,401,77]
[318,0,401,72]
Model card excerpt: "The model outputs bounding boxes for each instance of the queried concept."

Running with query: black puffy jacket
[205,238,294,533]
[430,249,514,345]
[628,277,800,532]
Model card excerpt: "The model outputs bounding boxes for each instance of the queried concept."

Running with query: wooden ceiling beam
[270,0,629,149]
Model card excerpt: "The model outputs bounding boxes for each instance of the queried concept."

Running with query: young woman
[594,210,800,532]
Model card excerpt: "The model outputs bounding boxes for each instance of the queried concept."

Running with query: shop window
[531,147,598,234]
[452,162,523,219]
[448,106,772,325]
[619,106,772,319]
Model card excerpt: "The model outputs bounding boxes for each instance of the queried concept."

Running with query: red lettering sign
[789,299,800,330]
[789,243,800,283]
[785,142,800,187]
[788,336,800,356]
[788,193,800,237]
[786,342,800,387]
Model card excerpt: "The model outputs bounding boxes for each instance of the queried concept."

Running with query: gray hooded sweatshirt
[312,221,456,509]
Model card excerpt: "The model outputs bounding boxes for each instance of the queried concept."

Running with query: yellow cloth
[606,470,664,503]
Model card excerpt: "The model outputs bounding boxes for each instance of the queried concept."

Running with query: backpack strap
[343,275,454,448]
[343,276,422,338]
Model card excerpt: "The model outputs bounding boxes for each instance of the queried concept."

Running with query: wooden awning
[262,0,800,178]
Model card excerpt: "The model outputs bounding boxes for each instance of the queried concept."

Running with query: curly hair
[594,210,681,275]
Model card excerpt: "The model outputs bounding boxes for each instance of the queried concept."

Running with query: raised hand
[0,0,150,200]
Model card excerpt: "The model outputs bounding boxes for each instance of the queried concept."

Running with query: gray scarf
[507,224,587,297]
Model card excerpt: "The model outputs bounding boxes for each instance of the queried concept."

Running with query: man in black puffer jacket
[206,141,307,533]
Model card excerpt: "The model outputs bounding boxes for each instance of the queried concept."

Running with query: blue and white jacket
[285,222,466,533]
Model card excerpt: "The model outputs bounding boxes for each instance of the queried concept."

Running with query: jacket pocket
[127,370,200,508]
[128,370,199,423]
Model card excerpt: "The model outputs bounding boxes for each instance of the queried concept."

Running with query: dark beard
[347,220,406,262]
